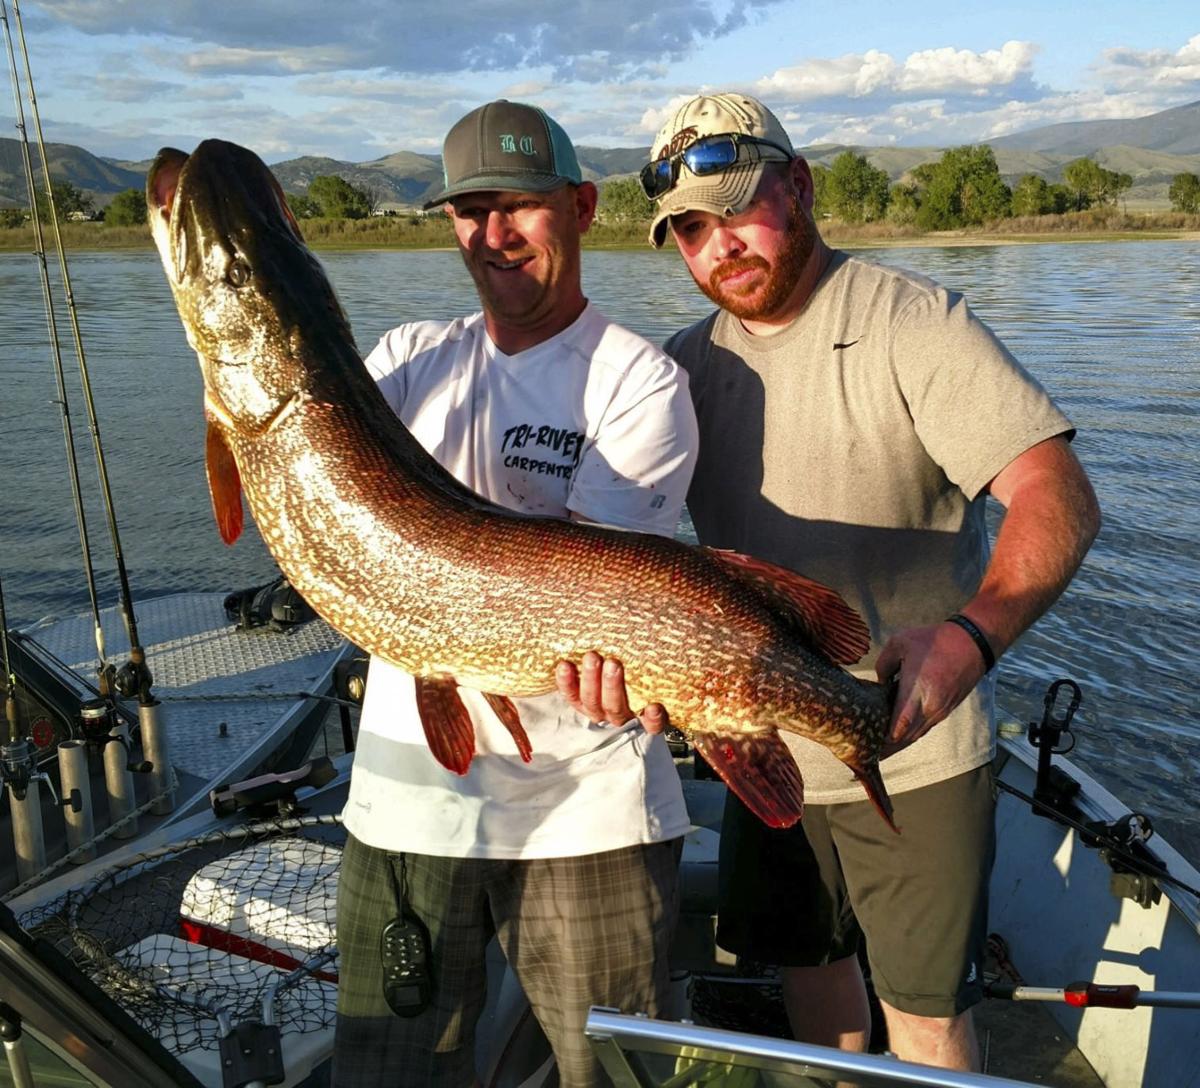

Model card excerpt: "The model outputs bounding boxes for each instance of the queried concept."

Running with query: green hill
[0,138,144,208]
[989,99,1200,155]
[3,97,1197,212]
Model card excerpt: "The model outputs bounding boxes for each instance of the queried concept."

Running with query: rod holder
[102,722,138,838]
[57,739,95,861]
[3,740,47,884]
[138,700,173,815]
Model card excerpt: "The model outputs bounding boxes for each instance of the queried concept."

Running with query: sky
[1,0,1198,165]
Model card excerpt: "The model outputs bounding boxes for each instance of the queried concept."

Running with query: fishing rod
[996,773,1200,901]
[0,573,18,747]
[987,979,1200,1011]
[3,0,173,817]
[4,0,151,694]
[1,0,108,674]
[0,569,58,881]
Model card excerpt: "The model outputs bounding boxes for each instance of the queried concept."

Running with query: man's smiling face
[449,184,595,352]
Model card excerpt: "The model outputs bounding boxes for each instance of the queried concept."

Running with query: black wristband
[946,613,997,673]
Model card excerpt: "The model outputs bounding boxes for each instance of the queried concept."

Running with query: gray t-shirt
[665,250,1073,802]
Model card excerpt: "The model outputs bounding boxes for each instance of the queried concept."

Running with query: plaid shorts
[333,833,683,1088]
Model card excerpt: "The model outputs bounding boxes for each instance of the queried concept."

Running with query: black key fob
[381,912,433,1017]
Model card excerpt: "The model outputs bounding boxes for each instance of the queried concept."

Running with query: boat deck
[2,591,350,898]
[676,762,1109,1087]
[976,999,1103,1085]
[25,591,347,784]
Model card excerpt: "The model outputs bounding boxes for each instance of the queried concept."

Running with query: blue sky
[2,0,1198,164]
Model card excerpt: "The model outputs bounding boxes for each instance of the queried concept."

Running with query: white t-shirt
[342,304,698,858]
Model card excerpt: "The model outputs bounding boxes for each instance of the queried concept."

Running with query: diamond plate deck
[25,592,349,783]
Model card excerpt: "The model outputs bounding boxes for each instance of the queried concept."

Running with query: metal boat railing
[586,1007,1043,1088]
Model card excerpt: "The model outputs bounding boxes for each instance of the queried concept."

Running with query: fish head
[146,139,356,435]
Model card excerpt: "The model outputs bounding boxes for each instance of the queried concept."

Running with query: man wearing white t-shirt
[332,101,698,1088]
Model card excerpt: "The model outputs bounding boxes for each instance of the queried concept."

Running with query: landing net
[18,815,343,1053]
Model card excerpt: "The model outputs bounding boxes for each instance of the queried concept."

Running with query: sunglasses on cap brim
[639,133,793,200]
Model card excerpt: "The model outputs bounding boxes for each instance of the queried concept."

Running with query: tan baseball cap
[646,93,794,248]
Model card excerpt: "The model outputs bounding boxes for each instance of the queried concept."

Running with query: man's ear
[575,181,599,232]
[791,157,816,214]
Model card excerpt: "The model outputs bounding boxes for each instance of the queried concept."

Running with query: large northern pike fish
[146,138,896,830]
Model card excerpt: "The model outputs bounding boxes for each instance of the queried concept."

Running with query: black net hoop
[19,814,344,1053]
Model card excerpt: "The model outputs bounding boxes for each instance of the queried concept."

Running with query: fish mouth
[146,147,186,226]
[145,140,305,284]
[146,147,189,283]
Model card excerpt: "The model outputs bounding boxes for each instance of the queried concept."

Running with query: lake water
[1,241,1198,864]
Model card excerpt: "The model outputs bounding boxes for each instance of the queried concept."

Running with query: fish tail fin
[851,762,900,834]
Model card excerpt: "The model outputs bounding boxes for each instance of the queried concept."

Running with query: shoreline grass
[2,209,1198,254]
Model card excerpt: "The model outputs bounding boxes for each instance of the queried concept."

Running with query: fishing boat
[3,676,1199,1088]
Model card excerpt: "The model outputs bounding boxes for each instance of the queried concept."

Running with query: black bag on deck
[223,575,316,632]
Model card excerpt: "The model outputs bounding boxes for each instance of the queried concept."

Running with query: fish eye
[226,258,252,287]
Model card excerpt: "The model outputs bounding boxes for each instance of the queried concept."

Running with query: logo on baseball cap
[645,93,794,248]
[423,100,583,210]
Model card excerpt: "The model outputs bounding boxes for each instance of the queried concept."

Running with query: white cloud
[1098,33,1200,89]
[634,94,705,137]
[178,45,356,76]
[503,80,552,98]
[757,40,1037,102]
[897,41,1038,94]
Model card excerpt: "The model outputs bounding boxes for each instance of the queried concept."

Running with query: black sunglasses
[639,133,793,200]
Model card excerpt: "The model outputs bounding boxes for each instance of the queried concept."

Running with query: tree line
[0,173,387,229]
[594,153,1200,230]
[811,149,1141,229]
[5,162,1199,234]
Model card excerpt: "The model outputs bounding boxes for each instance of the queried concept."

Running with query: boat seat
[179,836,341,979]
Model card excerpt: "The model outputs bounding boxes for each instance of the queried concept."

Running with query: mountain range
[3,100,1198,212]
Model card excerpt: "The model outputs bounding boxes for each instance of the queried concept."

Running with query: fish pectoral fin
[205,421,244,545]
[482,693,533,763]
[704,548,870,666]
[690,730,805,829]
[414,675,476,775]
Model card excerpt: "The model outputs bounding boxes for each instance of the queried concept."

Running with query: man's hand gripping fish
[146,139,897,831]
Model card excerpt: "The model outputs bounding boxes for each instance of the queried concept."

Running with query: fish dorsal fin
[705,548,869,665]
[206,421,243,545]
[414,675,475,775]
[690,729,805,829]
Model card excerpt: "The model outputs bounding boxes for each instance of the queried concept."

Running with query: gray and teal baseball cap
[422,100,583,209]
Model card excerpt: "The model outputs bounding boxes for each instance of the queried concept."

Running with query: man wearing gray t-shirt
[559,93,1100,1072]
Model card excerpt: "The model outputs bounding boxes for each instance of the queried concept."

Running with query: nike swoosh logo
[833,339,861,350]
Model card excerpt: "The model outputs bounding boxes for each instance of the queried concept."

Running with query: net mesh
[19,815,344,1054]
[691,962,792,1039]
